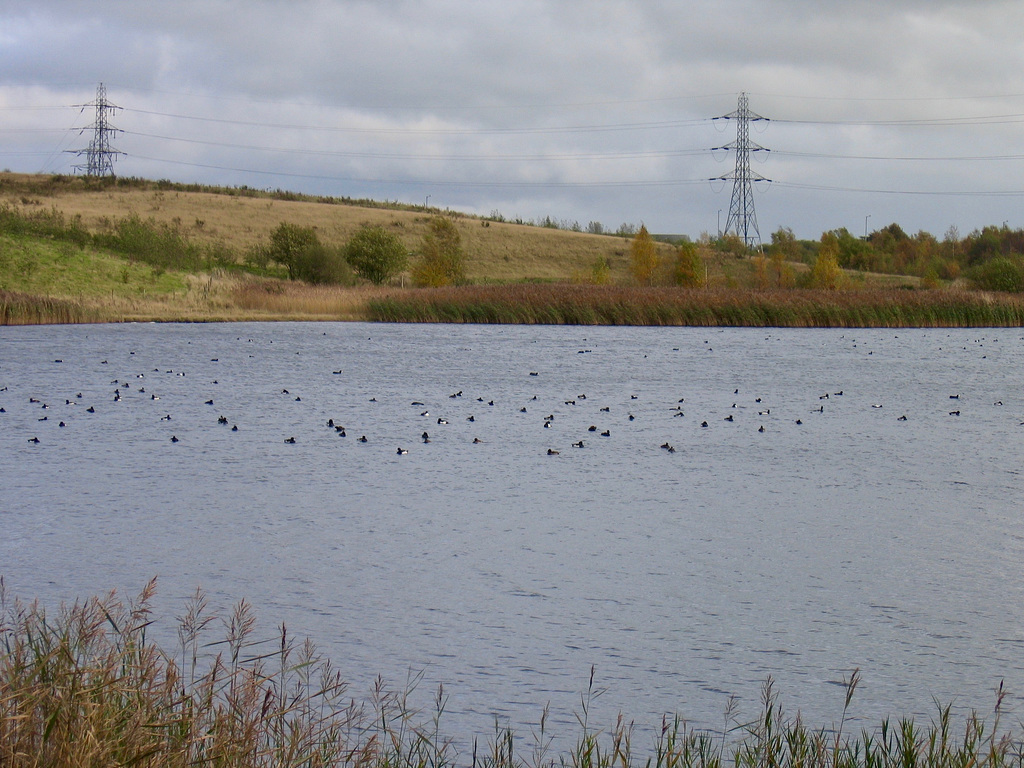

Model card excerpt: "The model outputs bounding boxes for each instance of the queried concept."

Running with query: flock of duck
[2,334,1010,457]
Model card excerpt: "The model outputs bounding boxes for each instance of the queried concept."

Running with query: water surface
[1,322,1022,740]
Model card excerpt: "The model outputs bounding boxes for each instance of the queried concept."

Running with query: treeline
[765,223,1024,291]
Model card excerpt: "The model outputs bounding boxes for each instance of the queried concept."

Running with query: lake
[1,322,1022,743]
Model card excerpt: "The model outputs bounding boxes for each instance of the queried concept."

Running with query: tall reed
[366,285,1024,327]
[0,290,101,325]
[1,582,1022,768]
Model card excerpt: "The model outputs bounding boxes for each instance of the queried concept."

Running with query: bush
[968,257,1024,292]
[412,216,465,287]
[343,225,408,285]
[292,241,354,285]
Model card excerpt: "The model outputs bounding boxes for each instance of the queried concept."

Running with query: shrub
[294,242,354,285]
[343,225,408,285]
[968,257,1024,292]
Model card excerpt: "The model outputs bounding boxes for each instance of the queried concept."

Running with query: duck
[170,436,179,443]
[724,415,734,422]
[422,432,430,443]
[217,415,228,425]
[28,437,40,443]
[897,415,908,421]
[701,421,709,428]
[628,414,635,421]
[472,437,482,443]
[358,436,368,442]
[795,419,803,425]
[758,425,765,433]
[573,440,585,448]
[397,447,409,455]
[547,448,559,455]
[437,418,448,425]
[284,436,296,443]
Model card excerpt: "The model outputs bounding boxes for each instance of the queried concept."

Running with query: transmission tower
[711,92,769,249]
[72,83,123,177]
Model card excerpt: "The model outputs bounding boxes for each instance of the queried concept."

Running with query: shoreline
[5,284,1024,328]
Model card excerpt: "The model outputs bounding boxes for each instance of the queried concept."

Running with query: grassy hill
[7,172,1013,327]
[0,173,673,284]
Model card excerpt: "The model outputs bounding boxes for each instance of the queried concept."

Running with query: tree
[343,225,408,285]
[809,233,843,290]
[268,223,320,281]
[673,240,704,287]
[267,222,352,285]
[629,224,659,285]
[413,216,465,287]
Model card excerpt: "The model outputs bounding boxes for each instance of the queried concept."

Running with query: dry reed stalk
[2,580,1022,768]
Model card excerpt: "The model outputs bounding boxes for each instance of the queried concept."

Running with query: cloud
[3,0,1024,239]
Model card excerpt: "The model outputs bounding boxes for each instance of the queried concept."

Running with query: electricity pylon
[711,92,769,249]
[73,83,123,177]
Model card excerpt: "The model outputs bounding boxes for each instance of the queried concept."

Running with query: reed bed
[230,280,389,320]
[366,285,1024,327]
[0,290,102,325]
[2,581,1022,768]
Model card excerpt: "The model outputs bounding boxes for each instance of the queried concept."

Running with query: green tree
[267,222,351,284]
[413,216,465,287]
[628,224,659,285]
[343,225,408,285]
[268,223,320,281]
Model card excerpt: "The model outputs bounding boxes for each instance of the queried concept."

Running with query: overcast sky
[3,0,1024,240]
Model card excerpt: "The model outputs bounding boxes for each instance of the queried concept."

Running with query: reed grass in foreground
[367,285,1024,327]
[1,581,1021,768]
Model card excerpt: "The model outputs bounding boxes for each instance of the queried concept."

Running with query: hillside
[4,172,978,326]
[0,173,678,285]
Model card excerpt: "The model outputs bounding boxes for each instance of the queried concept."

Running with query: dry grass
[367,284,1024,327]
[2,582,1022,768]
[0,173,673,284]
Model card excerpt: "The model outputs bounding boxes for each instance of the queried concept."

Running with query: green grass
[2,582,1022,768]
[0,233,187,299]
